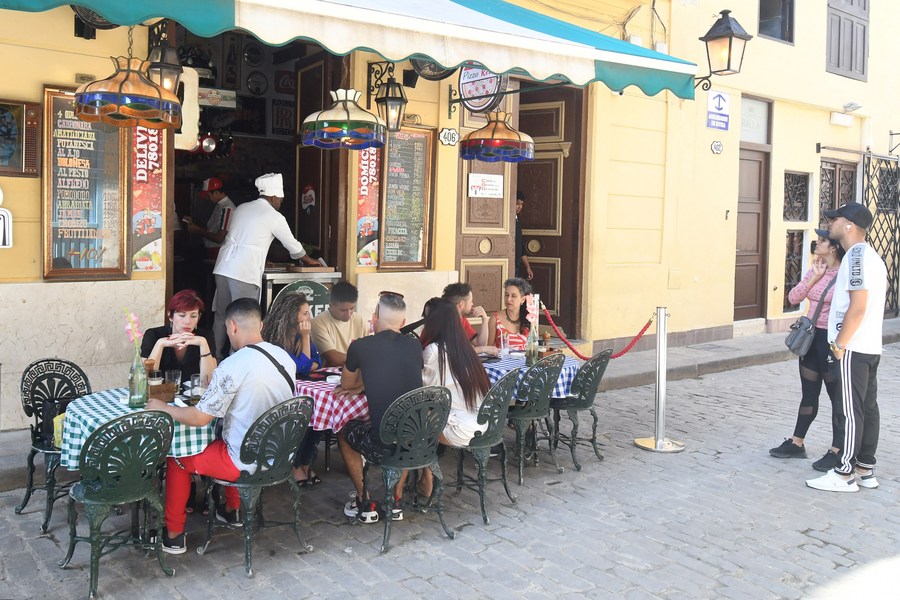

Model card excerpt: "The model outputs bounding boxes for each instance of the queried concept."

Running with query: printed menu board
[42,87,129,280]
[379,126,434,269]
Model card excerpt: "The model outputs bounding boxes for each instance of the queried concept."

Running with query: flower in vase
[123,308,143,353]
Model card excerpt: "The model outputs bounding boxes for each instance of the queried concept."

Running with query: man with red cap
[183,177,235,258]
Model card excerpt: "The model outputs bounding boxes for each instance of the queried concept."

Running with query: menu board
[379,126,434,269]
[42,87,129,280]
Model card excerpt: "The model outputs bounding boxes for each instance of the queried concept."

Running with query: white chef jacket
[213,198,307,286]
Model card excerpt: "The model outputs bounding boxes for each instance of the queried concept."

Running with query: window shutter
[826,0,869,81]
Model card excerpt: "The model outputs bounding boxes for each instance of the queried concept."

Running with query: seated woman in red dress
[488,278,532,351]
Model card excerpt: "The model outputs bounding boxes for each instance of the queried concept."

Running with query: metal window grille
[783,172,809,221]
[862,155,900,315]
[784,230,804,311]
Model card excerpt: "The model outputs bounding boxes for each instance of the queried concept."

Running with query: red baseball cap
[199,177,223,196]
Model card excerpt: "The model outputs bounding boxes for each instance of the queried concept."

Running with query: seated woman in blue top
[262,291,322,486]
[141,289,216,384]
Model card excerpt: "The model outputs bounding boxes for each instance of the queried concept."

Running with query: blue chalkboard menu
[379,126,434,269]
[42,87,129,280]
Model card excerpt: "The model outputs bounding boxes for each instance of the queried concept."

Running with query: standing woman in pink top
[769,230,845,469]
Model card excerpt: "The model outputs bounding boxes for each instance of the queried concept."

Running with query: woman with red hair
[141,289,217,384]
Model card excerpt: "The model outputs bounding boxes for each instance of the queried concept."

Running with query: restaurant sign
[131,126,163,271]
[356,146,380,266]
[458,66,508,113]
[467,173,504,198]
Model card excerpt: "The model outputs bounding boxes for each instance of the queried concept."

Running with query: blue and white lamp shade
[459,111,534,163]
[301,89,386,150]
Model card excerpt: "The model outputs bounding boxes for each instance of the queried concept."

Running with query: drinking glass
[190,374,204,397]
[147,370,163,386]
[500,332,510,358]
[164,370,182,393]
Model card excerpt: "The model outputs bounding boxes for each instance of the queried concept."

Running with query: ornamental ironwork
[862,155,900,315]
[783,172,809,221]
[784,230,804,311]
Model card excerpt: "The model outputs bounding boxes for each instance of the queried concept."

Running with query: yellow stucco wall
[0,8,165,431]
[515,0,899,340]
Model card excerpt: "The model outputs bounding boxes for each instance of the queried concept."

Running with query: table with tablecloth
[60,388,215,470]
[295,379,368,432]
[483,355,581,398]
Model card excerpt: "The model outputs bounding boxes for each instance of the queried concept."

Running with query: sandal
[296,470,322,487]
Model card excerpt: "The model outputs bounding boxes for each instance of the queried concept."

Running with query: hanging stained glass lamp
[301,89,386,150]
[459,112,534,163]
[74,28,181,129]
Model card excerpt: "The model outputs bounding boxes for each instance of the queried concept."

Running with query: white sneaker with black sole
[343,492,379,523]
[806,469,859,493]
[857,469,879,489]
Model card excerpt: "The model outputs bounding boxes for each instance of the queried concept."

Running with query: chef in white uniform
[212,172,318,357]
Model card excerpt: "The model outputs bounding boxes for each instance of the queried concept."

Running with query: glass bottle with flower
[124,309,147,408]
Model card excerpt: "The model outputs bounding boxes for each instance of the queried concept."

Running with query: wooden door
[294,53,346,266]
[456,88,519,317]
[517,86,584,336]
[734,149,769,320]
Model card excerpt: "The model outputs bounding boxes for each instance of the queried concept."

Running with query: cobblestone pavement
[2,344,899,599]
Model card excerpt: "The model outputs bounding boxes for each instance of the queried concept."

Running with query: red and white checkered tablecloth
[296,379,368,432]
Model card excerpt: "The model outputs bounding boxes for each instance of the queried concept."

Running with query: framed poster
[200,95,266,136]
[379,126,435,270]
[0,98,41,177]
[42,86,129,280]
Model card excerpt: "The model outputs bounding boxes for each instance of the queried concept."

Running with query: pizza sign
[458,66,508,113]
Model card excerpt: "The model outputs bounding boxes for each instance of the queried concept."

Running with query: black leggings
[792,327,842,448]
[292,428,323,469]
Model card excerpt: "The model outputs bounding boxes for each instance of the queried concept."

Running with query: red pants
[165,439,240,534]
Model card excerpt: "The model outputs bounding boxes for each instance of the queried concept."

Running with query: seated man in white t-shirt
[311,280,368,367]
[147,298,298,554]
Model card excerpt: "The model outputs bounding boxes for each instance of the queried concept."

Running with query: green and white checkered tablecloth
[60,388,215,470]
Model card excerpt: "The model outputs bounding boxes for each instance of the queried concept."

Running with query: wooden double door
[456,83,584,336]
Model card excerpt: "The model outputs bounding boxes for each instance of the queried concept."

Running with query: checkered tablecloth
[484,355,581,399]
[60,388,215,470]
[296,380,368,432]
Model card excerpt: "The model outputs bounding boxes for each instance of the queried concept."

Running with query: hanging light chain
[127,25,134,59]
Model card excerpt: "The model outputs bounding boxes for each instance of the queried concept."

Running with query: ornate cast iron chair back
[236,396,314,486]
[469,368,521,450]
[564,349,612,410]
[377,386,452,470]
[20,358,91,445]
[78,411,173,504]
[511,353,565,418]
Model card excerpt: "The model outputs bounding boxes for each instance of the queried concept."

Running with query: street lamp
[374,76,408,132]
[695,10,752,90]
[147,44,183,94]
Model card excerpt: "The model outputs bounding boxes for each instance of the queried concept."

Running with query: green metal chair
[58,410,174,600]
[196,396,314,577]
[506,353,565,485]
[16,357,92,533]
[454,368,521,524]
[549,349,613,471]
[360,385,453,553]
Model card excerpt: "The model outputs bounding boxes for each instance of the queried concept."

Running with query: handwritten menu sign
[43,87,128,280]
[379,126,434,269]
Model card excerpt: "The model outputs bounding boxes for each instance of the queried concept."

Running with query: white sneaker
[343,492,379,523]
[857,469,879,489]
[806,469,859,493]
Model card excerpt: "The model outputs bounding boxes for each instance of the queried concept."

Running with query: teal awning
[2,0,697,99]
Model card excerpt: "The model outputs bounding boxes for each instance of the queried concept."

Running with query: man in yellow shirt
[311,280,368,367]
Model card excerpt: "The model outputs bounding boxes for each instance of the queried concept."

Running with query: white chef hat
[255,173,284,198]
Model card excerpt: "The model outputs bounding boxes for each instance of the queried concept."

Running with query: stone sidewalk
[2,328,900,598]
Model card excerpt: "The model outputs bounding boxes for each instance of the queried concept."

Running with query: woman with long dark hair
[488,277,532,350]
[420,301,492,446]
[262,292,322,486]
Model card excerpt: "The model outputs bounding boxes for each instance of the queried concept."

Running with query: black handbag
[784,277,836,357]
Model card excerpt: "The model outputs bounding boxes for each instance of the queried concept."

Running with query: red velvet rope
[541,305,653,360]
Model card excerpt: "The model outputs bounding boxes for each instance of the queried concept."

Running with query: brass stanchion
[634,307,685,453]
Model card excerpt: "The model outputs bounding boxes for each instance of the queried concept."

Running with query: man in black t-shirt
[337,292,423,523]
